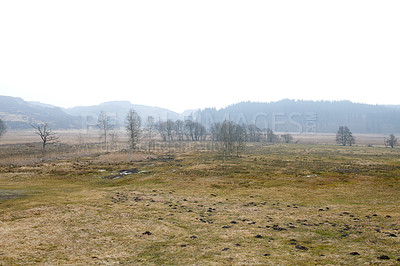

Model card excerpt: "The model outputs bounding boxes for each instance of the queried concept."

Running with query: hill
[194,100,400,134]
[0,96,182,130]
[65,101,181,128]
[0,96,81,129]
[1,96,400,134]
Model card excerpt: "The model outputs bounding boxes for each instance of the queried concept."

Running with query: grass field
[1,139,400,264]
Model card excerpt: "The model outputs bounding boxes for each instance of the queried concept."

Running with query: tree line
[0,114,398,165]
[195,100,400,134]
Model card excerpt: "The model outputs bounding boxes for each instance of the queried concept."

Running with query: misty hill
[0,95,182,130]
[65,101,181,128]
[194,100,400,134]
[0,95,81,129]
[1,95,400,134]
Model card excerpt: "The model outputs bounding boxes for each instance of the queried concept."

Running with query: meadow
[0,131,399,265]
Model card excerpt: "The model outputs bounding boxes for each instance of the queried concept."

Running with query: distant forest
[1,96,400,134]
[193,100,400,134]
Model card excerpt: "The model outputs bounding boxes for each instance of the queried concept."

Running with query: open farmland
[0,135,400,265]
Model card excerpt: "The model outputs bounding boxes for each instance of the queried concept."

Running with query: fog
[1,1,399,112]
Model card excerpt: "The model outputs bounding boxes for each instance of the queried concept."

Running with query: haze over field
[1,1,400,112]
[1,95,400,134]
[1,3,400,264]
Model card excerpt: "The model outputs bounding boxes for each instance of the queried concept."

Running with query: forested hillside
[1,95,400,133]
[194,100,400,134]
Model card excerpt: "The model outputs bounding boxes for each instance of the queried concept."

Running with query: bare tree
[31,123,59,158]
[247,124,262,142]
[219,120,235,168]
[109,130,119,151]
[193,122,207,141]
[126,109,141,161]
[347,134,355,146]
[165,120,175,141]
[146,116,156,152]
[0,118,6,139]
[97,111,113,152]
[184,120,195,141]
[210,122,221,141]
[233,124,246,157]
[281,133,293,143]
[183,120,206,141]
[211,121,248,166]
[386,134,397,148]
[175,120,185,141]
[336,126,355,146]
[158,121,168,141]
[266,128,278,143]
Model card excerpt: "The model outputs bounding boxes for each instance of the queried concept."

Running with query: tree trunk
[42,141,46,158]
[105,133,108,152]
[222,149,226,169]
[130,147,133,162]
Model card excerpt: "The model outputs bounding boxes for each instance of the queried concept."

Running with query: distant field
[0,140,399,264]
[0,129,391,146]
[0,130,391,166]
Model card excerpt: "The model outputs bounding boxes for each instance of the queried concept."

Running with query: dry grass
[0,142,399,265]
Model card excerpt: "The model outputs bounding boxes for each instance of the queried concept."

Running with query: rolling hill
[1,95,400,134]
[0,96,81,129]
[194,100,400,134]
[65,101,181,129]
[0,96,182,130]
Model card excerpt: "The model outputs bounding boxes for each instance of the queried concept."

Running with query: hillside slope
[0,96,81,129]
[65,101,181,128]
[195,100,400,134]
[0,96,182,130]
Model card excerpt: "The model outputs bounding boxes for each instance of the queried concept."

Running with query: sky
[0,1,399,113]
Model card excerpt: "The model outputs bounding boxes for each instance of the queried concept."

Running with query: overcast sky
[0,1,399,113]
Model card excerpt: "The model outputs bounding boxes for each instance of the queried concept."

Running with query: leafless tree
[336,126,355,146]
[233,123,246,157]
[184,120,206,141]
[218,120,235,168]
[247,124,262,142]
[158,121,168,141]
[0,118,6,139]
[266,128,278,143]
[281,133,293,143]
[97,111,113,152]
[386,134,397,148]
[193,122,207,141]
[31,123,59,158]
[210,122,221,141]
[126,109,141,161]
[109,130,119,151]
[347,134,355,146]
[175,120,185,141]
[165,120,175,141]
[146,116,156,152]
[184,120,195,141]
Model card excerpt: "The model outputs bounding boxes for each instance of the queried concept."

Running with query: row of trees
[1,116,398,165]
[153,119,294,144]
[96,111,296,151]
[96,110,141,161]
[157,120,206,142]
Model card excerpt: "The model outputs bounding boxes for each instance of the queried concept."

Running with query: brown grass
[0,139,399,264]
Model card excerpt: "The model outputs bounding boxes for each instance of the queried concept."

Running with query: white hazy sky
[0,1,399,113]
